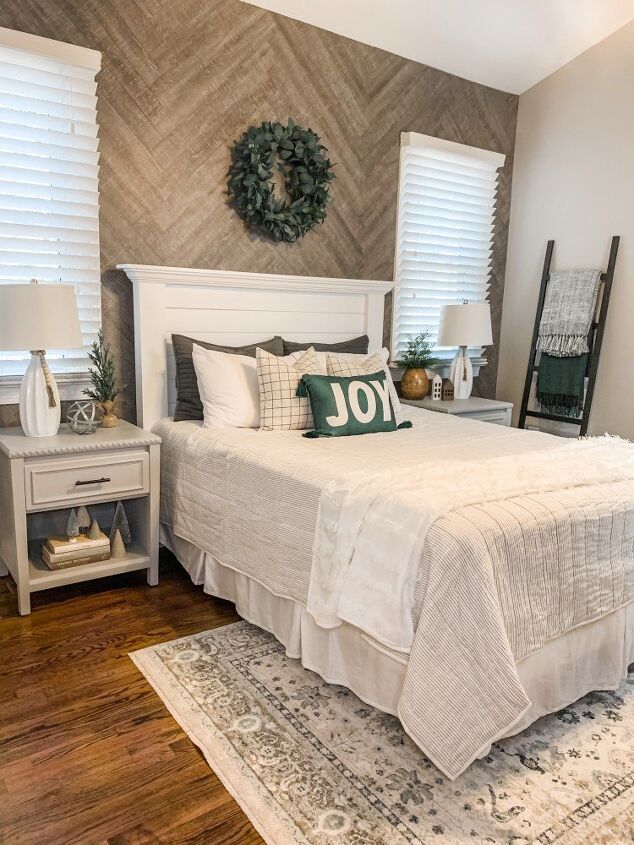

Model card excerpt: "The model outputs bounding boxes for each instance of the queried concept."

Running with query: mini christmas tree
[83,329,119,403]
[88,518,102,540]
[66,509,80,541]
[77,505,91,532]
[111,529,125,558]
[110,501,131,546]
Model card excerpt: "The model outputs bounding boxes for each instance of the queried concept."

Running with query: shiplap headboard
[117,264,393,431]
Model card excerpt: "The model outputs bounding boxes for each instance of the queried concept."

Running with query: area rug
[131,622,634,845]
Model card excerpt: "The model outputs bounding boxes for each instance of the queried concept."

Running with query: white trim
[0,373,91,406]
[0,26,101,70]
[118,265,392,431]
[117,264,393,296]
[400,131,506,170]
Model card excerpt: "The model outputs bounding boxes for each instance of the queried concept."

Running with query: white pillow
[192,344,260,428]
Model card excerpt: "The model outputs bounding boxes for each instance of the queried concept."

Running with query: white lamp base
[19,352,61,437]
[448,346,473,399]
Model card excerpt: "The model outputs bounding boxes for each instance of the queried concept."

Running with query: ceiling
[240,0,634,94]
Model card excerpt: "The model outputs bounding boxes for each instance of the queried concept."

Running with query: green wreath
[227,119,335,242]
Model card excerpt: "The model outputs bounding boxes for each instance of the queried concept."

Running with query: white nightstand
[402,396,513,426]
[0,421,161,615]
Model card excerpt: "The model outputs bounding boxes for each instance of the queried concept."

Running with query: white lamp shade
[438,302,492,347]
[0,283,83,351]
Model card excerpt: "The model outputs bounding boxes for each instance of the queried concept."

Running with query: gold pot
[400,367,429,400]
[101,400,118,428]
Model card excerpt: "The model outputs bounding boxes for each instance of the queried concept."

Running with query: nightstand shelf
[27,541,151,591]
[0,421,161,615]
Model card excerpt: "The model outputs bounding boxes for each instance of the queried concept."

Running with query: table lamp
[0,280,83,437]
[438,301,492,399]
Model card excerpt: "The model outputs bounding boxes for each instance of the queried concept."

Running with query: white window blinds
[0,28,101,380]
[392,132,505,363]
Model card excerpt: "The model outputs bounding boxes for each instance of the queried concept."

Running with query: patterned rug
[131,622,634,845]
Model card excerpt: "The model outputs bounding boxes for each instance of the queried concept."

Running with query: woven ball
[67,400,99,435]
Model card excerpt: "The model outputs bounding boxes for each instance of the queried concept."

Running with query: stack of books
[41,532,111,570]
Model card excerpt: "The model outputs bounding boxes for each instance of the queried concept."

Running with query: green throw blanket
[536,353,587,418]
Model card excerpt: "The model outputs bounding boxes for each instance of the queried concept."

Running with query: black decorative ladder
[518,235,620,437]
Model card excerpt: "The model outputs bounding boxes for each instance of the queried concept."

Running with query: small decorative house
[441,378,455,401]
[429,373,443,401]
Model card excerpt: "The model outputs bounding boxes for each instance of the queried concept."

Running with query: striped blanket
[308,436,634,777]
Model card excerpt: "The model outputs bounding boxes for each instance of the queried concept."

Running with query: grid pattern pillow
[257,347,321,430]
[326,351,407,426]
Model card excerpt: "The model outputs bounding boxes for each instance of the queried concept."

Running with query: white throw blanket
[308,436,634,651]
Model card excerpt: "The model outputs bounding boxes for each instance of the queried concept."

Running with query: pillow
[192,344,259,428]
[172,333,284,421]
[297,371,410,438]
[257,347,322,431]
[281,334,369,356]
[326,350,407,426]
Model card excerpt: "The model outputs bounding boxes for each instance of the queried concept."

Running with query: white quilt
[155,409,634,780]
[309,436,634,651]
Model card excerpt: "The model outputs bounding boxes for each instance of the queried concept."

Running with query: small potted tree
[396,332,439,400]
[83,329,120,428]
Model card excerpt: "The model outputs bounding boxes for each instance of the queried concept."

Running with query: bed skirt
[161,524,634,749]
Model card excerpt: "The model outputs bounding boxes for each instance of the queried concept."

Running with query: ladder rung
[525,410,582,425]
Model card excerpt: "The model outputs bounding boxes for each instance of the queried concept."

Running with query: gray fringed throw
[536,269,601,357]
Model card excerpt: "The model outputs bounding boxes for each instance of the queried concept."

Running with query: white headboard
[117,264,393,431]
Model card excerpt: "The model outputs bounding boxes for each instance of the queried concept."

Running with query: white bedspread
[155,409,634,779]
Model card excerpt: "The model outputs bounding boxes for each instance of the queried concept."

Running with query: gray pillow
[281,334,369,356]
[172,333,284,421]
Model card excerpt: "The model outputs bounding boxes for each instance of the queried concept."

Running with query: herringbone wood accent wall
[0,0,518,425]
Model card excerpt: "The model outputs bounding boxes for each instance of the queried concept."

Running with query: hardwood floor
[0,550,265,845]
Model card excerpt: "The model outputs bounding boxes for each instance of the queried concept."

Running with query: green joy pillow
[296,371,412,438]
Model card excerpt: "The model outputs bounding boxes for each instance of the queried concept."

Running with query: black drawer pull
[75,476,111,486]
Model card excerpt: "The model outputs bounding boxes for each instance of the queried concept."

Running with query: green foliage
[395,332,440,369]
[83,329,119,403]
[227,118,335,242]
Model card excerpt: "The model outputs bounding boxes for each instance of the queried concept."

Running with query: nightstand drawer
[24,449,149,512]
[463,410,510,425]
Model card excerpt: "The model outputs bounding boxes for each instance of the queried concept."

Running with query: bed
[120,263,634,779]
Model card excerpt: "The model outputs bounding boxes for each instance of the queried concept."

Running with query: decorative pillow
[281,334,369,356]
[257,347,321,431]
[297,371,411,438]
[326,350,407,426]
[192,344,260,429]
[172,333,284,422]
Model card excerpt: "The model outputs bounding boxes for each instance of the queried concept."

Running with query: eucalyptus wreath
[227,119,335,242]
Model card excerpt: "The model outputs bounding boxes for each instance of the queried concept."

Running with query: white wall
[498,21,634,438]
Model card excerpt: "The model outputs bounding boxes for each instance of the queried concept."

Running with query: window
[392,132,505,365]
[0,27,101,393]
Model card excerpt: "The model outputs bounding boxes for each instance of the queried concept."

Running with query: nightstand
[0,421,161,615]
[402,396,513,426]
